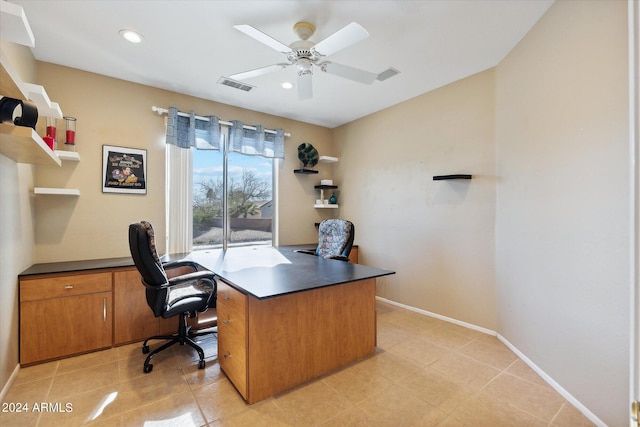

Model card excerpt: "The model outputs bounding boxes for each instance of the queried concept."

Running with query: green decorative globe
[297,143,318,168]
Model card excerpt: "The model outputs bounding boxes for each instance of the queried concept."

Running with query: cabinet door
[113,269,160,345]
[20,292,112,365]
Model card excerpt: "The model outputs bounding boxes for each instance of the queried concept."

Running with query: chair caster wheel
[144,364,153,373]
[198,360,205,369]
[142,345,150,354]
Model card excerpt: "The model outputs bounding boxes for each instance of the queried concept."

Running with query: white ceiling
[10,0,554,128]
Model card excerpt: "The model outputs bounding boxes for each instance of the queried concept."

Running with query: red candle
[46,125,56,139]
[66,130,75,144]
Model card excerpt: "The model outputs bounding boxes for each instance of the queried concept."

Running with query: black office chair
[128,221,217,373]
[315,219,355,261]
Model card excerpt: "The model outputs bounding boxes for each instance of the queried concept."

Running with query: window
[192,135,274,249]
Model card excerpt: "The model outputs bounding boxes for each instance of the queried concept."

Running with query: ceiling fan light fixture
[119,29,143,44]
[293,22,316,40]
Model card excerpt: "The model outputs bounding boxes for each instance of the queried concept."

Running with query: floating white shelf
[0,124,61,166]
[0,49,27,99]
[34,188,80,196]
[314,204,339,209]
[319,156,338,163]
[0,1,35,47]
[54,150,80,161]
[24,83,63,119]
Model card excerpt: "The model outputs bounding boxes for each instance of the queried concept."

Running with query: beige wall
[33,62,333,262]
[0,42,37,397]
[495,1,629,425]
[334,69,497,330]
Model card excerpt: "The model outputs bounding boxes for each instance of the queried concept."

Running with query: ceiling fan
[230,21,382,100]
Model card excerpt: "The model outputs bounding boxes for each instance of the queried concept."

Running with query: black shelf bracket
[433,174,472,181]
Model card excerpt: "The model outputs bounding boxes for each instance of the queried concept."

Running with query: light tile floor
[1,301,595,426]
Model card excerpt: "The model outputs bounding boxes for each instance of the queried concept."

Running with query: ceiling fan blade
[230,64,288,81]
[233,25,292,54]
[320,62,378,84]
[298,72,312,100]
[311,22,369,57]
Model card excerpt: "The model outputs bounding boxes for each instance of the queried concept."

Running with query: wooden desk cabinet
[20,272,113,365]
[217,277,376,404]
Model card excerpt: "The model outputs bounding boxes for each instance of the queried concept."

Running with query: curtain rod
[151,106,290,137]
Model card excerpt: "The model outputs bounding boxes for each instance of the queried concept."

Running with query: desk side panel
[246,278,376,403]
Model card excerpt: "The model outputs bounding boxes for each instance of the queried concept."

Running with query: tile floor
[1,301,595,427]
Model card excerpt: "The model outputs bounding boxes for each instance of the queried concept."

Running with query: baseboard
[375,296,606,427]
[496,334,607,427]
[0,364,20,403]
[375,296,496,336]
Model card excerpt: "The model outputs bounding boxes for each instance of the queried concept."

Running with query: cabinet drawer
[218,320,248,398]
[217,281,247,317]
[20,272,112,302]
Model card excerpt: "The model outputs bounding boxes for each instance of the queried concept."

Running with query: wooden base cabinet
[19,272,113,365]
[218,278,376,404]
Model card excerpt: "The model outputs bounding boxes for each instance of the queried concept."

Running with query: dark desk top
[20,246,395,300]
[181,246,394,299]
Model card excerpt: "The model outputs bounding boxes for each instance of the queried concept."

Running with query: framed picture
[102,145,147,194]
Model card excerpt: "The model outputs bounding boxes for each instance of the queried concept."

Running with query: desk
[183,246,394,403]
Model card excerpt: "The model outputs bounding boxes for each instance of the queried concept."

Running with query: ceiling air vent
[376,67,400,82]
[217,77,255,92]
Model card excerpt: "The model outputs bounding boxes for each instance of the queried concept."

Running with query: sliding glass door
[192,138,274,249]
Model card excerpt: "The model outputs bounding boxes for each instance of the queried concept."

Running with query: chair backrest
[315,219,355,258]
[128,221,168,288]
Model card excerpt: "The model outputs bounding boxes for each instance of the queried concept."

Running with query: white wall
[495,1,630,425]
[0,41,36,397]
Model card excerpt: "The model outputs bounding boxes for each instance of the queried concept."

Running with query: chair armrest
[294,249,317,256]
[324,255,350,262]
[168,270,217,287]
[162,260,200,272]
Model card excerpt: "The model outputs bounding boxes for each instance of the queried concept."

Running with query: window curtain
[229,120,285,159]
[165,107,220,254]
[165,106,220,150]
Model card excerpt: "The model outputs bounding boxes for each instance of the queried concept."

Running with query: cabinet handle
[223,296,230,300]
[223,352,231,359]
[222,319,230,324]
[64,285,74,289]
[103,298,107,322]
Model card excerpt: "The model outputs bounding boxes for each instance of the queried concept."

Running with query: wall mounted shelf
[0,1,35,47]
[0,50,27,100]
[54,150,80,161]
[433,174,472,180]
[34,188,80,196]
[293,169,319,174]
[314,204,339,209]
[314,185,338,190]
[319,156,338,163]
[0,124,61,166]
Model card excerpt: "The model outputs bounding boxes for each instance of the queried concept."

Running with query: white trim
[0,364,20,403]
[497,333,607,427]
[629,1,640,425]
[375,296,496,336]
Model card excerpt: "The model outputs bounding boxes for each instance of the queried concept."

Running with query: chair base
[141,312,216,373]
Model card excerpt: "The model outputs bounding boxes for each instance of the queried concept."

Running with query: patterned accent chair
[315,219,355,261]
[128,220,217,373]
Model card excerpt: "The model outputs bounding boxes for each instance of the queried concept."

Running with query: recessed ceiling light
[281,81,294,89]
[119,29,143,44]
